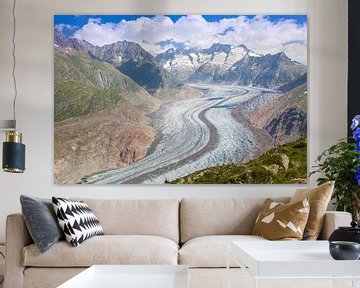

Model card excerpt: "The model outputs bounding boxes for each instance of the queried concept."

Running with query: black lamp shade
[2,141,25,173]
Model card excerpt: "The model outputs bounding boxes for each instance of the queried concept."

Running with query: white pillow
[52,197,103,246]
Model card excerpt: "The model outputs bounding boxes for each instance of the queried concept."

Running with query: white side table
[58,265,189,288]
[228,240,360,288]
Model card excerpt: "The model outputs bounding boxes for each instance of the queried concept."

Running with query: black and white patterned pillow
[52,197,104,247]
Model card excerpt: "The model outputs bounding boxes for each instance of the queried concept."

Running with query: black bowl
[329,241,360,260]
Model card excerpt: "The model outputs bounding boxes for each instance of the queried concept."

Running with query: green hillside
[170,137,307,184]
[54,51,153,122]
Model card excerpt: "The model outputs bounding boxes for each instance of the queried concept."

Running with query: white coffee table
[228,241,360,288]
[58,265,189,288]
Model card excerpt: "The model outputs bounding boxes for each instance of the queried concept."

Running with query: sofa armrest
[318,211,352,240]
[4,214,33,288]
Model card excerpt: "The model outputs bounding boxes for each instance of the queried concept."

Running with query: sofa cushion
[52,197,104,247]
[252,198,310,240]
[179,235,267,268]
[72,199,179,243]
[20,195,64,253]
[23,235,178,267]
[290,181,334,240]
[180,198,289,243]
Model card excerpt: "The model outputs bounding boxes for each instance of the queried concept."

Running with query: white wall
[0,0,348,242]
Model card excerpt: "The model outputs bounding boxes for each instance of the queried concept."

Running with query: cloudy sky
[54,15,307,64]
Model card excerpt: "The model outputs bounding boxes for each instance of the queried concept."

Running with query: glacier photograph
[54,15,307,184]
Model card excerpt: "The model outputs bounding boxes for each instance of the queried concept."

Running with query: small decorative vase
[329,241,360,260]
[328,221,360,244]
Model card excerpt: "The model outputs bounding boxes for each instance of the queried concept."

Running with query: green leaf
[309,139,359,215]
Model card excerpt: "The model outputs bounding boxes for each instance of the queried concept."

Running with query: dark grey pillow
[20,195,64,253]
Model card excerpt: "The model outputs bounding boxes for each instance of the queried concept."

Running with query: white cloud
[283,42,307,65]
[88,17,102,24]
[72,15,307,64]
[55,23,77,32]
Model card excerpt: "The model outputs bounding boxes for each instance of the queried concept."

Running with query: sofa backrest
[73,198,180,243]
[180,198,289,243]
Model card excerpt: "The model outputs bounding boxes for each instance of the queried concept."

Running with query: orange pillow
[289,181,334,240]
[252,198,310,240]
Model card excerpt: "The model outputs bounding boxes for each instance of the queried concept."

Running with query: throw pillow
[52,197,104,247]
[20,195,64,253]
[252,198,310,240]
[289,181,334,240]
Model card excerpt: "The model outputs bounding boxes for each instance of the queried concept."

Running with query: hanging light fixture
[1,0,25,173]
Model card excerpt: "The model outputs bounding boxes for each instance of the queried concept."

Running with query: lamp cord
[11,0,18,129]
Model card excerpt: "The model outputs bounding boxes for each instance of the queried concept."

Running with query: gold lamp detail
[1,0,25,173]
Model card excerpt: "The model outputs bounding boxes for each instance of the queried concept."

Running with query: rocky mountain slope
[55,101,158,184]
[169,137,307,184]
[232,80,307,146]
[54,50,153,122]
[219,52,306,89]
[54,39,161,183]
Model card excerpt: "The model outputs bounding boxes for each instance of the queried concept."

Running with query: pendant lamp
[1,0,26,173]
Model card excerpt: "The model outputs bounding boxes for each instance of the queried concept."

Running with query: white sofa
[4,198,352,288]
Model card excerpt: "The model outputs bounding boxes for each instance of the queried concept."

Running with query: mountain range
[55,30,181,95]
[55,30,306,91]
[156,43,306,89]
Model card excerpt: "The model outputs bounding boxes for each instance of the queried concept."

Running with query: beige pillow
[289,181,334,240]
[252,198,310,240]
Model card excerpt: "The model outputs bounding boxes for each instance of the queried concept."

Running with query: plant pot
[329,221,360,244]
[329,241,360,260]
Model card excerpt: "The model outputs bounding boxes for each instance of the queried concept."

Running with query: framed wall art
[54,15,307,184]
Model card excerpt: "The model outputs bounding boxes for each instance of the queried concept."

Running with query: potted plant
[310,115,360,222]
